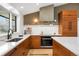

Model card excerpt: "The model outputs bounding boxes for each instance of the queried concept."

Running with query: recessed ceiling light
[20,6,24,9]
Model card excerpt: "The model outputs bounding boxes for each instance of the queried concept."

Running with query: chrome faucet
[7,29,13,40]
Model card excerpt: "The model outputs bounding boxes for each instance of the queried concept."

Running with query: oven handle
[42,38,52,40]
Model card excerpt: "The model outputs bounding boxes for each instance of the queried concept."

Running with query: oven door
[41,37,52,47]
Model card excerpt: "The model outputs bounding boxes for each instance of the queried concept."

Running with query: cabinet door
[31,36,41,49]
[6,37,31,56]
[11,48,26,56]
[53,40,76,56]
[11,39,30,56]
[62,21,76,36]
[17,37,30,55]
[58,10,77,36]
[52,39,53,56]
[23,37,30,55]
[62,16,77,36]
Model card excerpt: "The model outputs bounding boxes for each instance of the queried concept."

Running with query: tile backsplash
[25,25,59,35]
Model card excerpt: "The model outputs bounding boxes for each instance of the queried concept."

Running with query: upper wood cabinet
[40,5,54,21]
[31,35,41,49]
[58,10,77,36]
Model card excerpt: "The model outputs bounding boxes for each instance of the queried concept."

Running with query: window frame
[0,13,17,37]
[12,16,17,32]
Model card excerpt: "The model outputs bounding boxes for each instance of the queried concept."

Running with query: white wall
[17,15,24,34]
[25,25,59,35]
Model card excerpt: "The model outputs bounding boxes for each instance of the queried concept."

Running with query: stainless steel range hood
[39,5,54,21]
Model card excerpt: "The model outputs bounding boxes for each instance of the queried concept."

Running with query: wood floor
[27,49,52,56]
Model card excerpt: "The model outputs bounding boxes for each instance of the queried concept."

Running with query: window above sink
[0,6,17,36]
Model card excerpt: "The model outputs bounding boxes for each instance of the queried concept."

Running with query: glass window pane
[0,16,9,34]
[0,12,9,18]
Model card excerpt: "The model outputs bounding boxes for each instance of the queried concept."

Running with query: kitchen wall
[24,5,55,25]
[25,25,59,35]
[17,15,24,34]
[24,12,39,25]
[54,3,79,24]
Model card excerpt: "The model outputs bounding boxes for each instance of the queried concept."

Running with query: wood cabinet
[5,48,17,56]
[5,36,31,56]
[53,40,76,56]
[5,35,41,56]
[58,10,77,36]
[52,39,53,56]
[11,48,25,56]
[31,35,41,49]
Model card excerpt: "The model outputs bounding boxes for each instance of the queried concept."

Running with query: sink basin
[7,38,23,42]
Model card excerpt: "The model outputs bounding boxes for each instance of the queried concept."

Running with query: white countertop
[52,37,79,56]
[0,34,30,56]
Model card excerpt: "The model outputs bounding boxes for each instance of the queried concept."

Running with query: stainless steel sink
[7,38,23,42]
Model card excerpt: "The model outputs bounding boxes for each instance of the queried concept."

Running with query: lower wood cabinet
[53,40,76,56]
[5,48,17,56]
[5,36,31,56]
[31,35,41,49]
[5,35,48,56]
[52,39,53,56]
[11,48,25,56]
[5,35,41,56]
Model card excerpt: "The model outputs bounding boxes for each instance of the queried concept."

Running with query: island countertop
[52,37,79,56]
[0,34,30,56]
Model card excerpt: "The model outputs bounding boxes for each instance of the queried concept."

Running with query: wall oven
[41,35,52,48]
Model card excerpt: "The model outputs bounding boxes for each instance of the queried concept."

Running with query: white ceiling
[9,3,65,15]
[0,5,9,12]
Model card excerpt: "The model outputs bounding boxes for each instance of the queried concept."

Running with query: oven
[41,36,52,48]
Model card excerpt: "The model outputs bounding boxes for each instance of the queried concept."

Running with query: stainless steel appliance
[41,35,52,48]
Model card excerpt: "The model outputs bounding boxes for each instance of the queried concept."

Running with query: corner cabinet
[58,10,77,36]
